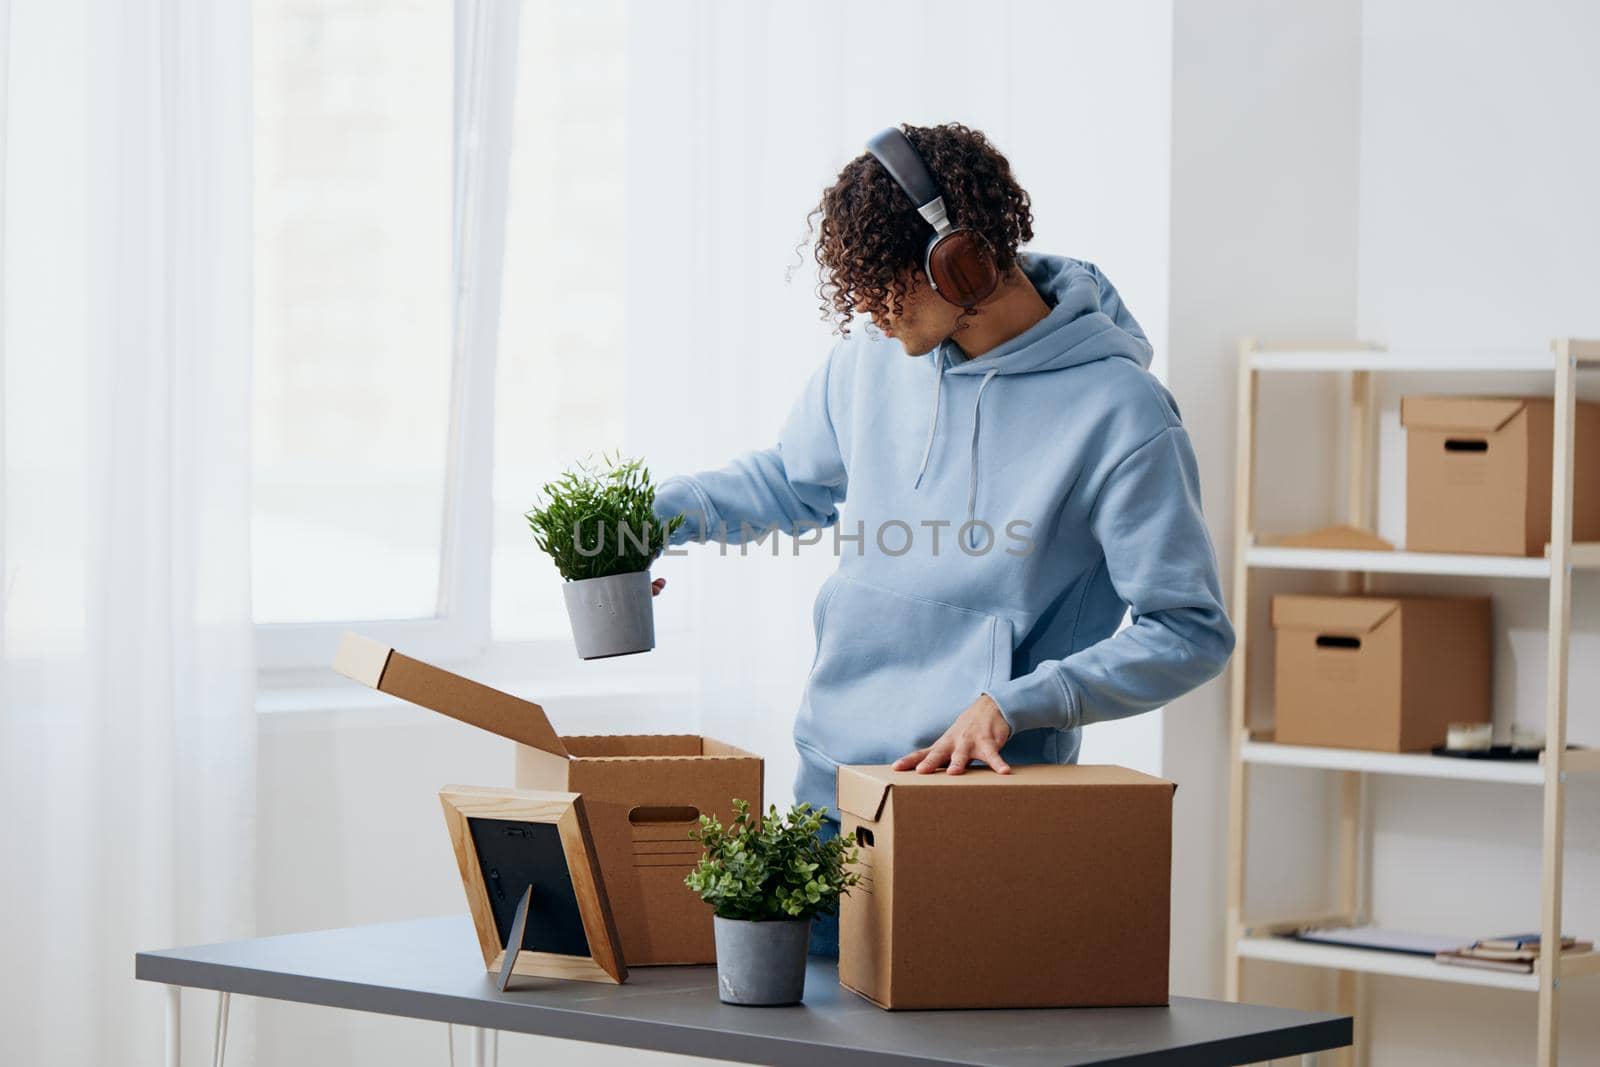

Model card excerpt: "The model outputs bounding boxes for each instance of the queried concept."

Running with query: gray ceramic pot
[561,570,656,659]
[712,915,812,1006]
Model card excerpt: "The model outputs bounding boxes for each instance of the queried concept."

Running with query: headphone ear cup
[926,230,1000,308]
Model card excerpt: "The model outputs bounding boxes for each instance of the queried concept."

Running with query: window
[252,0,629,668]
[252,0,453,626]
[490,1,628,641]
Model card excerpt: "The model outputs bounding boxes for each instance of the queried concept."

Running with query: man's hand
[892,694,1013,775]
[650,578,666,597]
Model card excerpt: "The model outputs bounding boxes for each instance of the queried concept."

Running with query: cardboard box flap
[562,735,705,758]
[1400,395,1526,433]
[836,765,893,822]
[333,632,570,758]
[332,629,393,687]
[1271,596,1399,635]
[1267,524,1394,552]
[878,763,1174,789]
[837,764,1175,812]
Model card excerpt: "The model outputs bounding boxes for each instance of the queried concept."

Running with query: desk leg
[212,991,231,1066]
[165,986,181,1067]
[464,1028,500,1067]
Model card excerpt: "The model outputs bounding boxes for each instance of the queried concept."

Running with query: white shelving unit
[1235,926,1600,997]
[1241,740,1547,786]
[1235,935,1542,993]
[1245,544,1556,580]
[1223,339,1600,1067]
[1246,542,1600,579]
[1247,348,1573,374]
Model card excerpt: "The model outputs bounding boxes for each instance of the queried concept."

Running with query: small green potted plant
[685,799,859,1006]
[525,455,683,660]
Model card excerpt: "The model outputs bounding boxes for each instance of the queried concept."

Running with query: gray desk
[136,915,1350,1066]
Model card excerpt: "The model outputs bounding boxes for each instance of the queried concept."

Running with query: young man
[651,124,1234,950]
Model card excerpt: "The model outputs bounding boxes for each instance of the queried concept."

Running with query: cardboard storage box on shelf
[1271,594,1490,752]
[835,763,1174,1010]
[334,633,761,966]
[1401,394,1600,556]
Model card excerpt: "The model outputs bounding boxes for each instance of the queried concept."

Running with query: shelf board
[1235,936,1539,991]
[1550,542,1600,569]
[1242,741,1546,784]
[1550,747,1600,775]
[1247,543,1553,578]
[1561,950,1600,977]
[1249,349,1560,373]
[1567,339,1600,366]
[1237,936,1600,986]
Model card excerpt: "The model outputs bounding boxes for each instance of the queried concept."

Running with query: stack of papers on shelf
[1436,934,1594,974]
[1287,925,1468,957]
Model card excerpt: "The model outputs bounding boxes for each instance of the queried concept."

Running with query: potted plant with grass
[685,799,859,1006]
[525,455,684,660]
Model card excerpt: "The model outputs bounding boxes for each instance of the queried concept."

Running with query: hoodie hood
[940,252,1153,378]
[913,254,1155,535]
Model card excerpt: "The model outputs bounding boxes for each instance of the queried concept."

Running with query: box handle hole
[1315,634,1361,650]
[855,826,875,848]
[628,805,700,825]
[1444,438,1488,453]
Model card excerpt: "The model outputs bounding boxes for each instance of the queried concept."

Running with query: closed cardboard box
[1271,594,1490,752]
[1402,394,1600,556]
[334,633,762,966]
[835,763,1174,1010]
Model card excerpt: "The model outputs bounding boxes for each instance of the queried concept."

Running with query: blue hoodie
[654,254,1235,814]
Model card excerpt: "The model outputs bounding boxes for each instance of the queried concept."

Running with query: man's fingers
[902,741,1011,774]
[917,739,954,774]
[650,578,666,597]
[946,740,973,775]
[977,743,1012,774]
[892,748,930,771]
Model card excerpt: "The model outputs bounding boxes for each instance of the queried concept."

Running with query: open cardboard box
[835,763,1174,1010]
[334,633,762,966]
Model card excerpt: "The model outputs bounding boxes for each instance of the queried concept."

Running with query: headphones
[866,126,1000,308]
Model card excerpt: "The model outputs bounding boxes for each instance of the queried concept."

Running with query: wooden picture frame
[440,785,627,985]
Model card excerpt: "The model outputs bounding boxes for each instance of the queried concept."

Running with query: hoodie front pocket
[796,576,1013,766]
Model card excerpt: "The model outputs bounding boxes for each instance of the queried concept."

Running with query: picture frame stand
[497,886,535,992]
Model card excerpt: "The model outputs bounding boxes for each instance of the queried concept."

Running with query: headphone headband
[866,127,942,213]
[863,125,1000,308]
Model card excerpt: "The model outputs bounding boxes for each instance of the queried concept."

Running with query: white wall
[1356,0,1600,350]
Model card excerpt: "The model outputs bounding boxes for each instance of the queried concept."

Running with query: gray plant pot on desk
[562,570,655,659]
[712,915,812,1006]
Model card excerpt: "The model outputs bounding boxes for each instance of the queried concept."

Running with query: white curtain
[1,3,256,1065]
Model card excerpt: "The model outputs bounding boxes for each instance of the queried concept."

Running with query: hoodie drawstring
[966,367,999,547]
[912,349,946,489]
[914,350,1000,547]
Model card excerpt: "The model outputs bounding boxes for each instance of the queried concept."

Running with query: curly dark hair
[806,123,1033,334]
